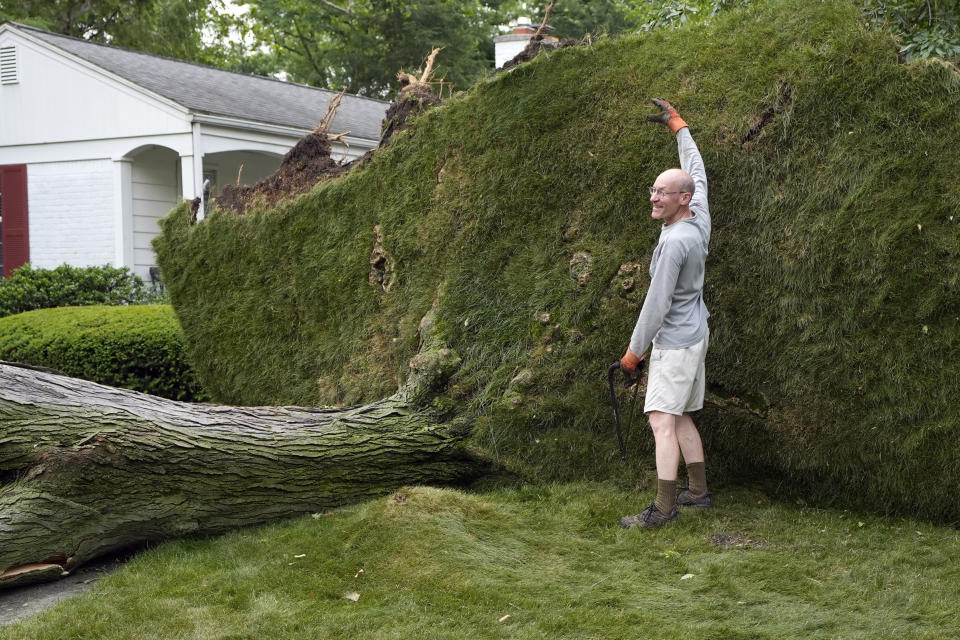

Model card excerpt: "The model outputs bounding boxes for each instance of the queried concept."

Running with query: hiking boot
[619,503,679,529]
[676,489,713,510]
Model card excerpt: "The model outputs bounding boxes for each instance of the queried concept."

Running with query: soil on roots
[379,86,443,147]
[500,36,584,72]
[216,134,348,215]
[211,86,443,215]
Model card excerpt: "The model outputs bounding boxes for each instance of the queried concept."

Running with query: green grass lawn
[3,482,959,639]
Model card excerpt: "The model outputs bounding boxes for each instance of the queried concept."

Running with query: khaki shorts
[644,329,709,416]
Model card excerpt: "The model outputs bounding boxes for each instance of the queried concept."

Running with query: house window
[0,46,18,85]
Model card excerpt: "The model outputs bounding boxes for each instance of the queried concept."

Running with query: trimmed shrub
[155,0,960,519]
[0,305,207,401]
[0,263,164,318]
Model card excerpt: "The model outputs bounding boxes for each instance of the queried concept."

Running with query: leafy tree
[619,0,754,30]
[858,0,960,63]
[513,0,751,39]
[0,0,228,65]
[530,0,635,40]
[232,0,681,95]
[238,0,508,98]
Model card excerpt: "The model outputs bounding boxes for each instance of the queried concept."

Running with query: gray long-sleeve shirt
[628,128,711,356]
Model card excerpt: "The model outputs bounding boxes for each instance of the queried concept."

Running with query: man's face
[649,170,690,225]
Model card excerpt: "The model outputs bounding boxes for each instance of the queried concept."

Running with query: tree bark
[0,354,482,589]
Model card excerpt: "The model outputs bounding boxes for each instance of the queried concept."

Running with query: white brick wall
[27,159,115,269]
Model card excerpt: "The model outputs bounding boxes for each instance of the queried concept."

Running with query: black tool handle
[607,362,626,460]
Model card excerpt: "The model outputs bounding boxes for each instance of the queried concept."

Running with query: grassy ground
[3,482,958,639]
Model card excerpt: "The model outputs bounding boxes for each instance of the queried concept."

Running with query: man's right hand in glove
[621,348,644,378]
[646,98,688,134]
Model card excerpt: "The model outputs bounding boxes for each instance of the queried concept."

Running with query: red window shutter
[1,164,29,278]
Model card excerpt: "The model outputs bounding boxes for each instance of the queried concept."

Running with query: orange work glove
[620,348,643,375]
[646,98,688,134]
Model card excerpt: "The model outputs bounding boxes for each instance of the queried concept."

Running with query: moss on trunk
[0,362,483,588]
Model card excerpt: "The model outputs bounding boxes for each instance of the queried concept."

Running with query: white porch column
[180,121,206,219]
[179,154,198,199]
[112,157,134,269]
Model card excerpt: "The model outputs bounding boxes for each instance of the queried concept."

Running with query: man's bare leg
[676,412,704,464]
[649,410,681,480]
[648,410,680,513]
[677,412,710,500]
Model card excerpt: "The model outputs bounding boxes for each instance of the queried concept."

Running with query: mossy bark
[0,361,481,589]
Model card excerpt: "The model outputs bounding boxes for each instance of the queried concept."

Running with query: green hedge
[155,0,960,520]
[0,305,207,401]
[0,263,164,318]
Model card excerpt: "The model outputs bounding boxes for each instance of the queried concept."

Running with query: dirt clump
[500,35,581,72]
[212,52,446,216]
[710,533,766,549]
[378,83,442,147]
[379,48,444,148]
[368,224,396,292]
[568,251,593,286]
[213,97,435,215]
[216,134,347,215]
[498,1,584,72]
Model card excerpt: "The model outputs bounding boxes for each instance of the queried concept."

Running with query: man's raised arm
[647,98,709,220]
[677,129,708,219]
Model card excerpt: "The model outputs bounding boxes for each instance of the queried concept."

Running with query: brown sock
[654,479,677,514]
[686,462,708,496]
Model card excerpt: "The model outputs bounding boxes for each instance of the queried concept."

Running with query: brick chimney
[494,17,537,69]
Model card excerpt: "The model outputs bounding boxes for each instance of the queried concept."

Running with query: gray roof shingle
[14,23,388,140]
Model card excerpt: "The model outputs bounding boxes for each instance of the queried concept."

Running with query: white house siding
[494,33,533,69]
[0,35,188,149]
[131,147,178,280]
[27,159,114,269]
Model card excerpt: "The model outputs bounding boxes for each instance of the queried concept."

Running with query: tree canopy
[859,0,960,62]
[2,0,956,96]
[0,0,232,65]
[239,0,505,97]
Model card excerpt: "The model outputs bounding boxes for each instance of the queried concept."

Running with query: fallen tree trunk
[0,349,482,589]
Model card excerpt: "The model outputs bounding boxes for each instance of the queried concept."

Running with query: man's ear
[680,192,693,206]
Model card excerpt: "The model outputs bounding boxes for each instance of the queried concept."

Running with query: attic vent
[0,46,18,85]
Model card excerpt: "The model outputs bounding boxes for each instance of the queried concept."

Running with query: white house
[0,22,389,280]
[493,18,538,68]
[493,17,557,69]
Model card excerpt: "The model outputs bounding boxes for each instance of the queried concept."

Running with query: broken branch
[533,1,555,40]
[313,87,348,135]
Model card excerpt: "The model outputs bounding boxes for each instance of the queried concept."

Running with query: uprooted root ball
[216,134,347,215]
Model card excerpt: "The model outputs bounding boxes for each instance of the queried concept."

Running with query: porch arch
[115,144,180,282]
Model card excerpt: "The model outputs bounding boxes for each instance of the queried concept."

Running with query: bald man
[619,99,712,529]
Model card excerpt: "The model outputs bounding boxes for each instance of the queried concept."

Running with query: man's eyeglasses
[648,187,687,197]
